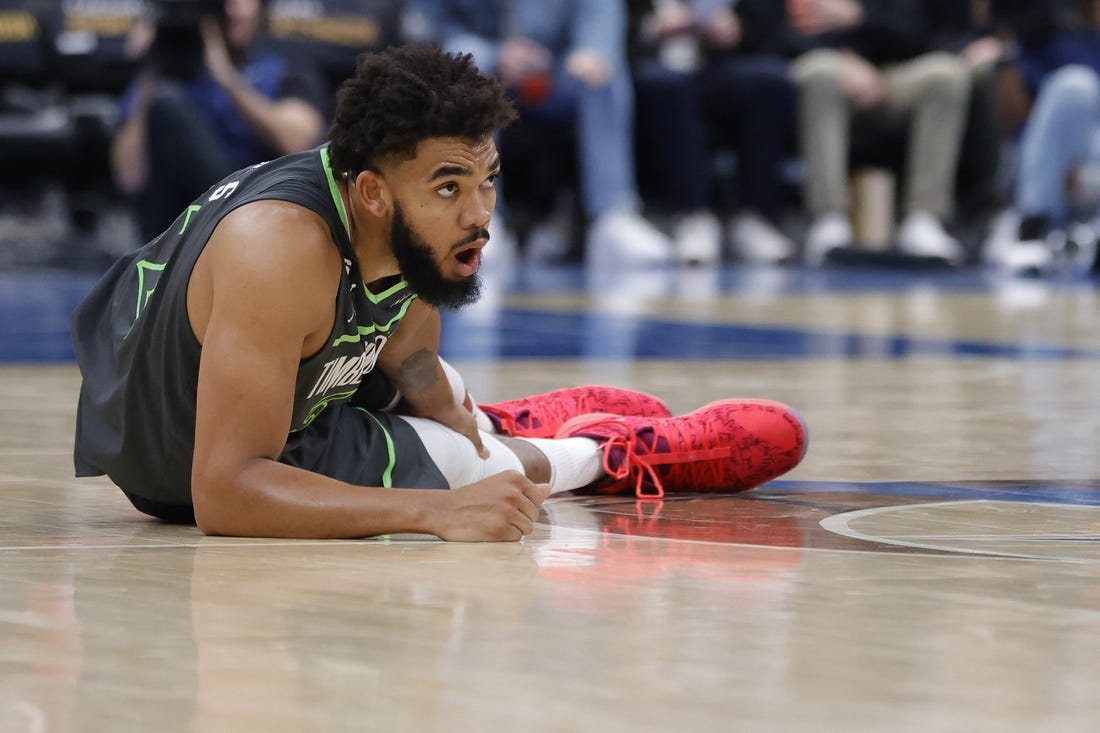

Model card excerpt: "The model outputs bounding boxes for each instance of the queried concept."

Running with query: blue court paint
[4,265,1100,363]
[439,309,1100,360]
[763,479,1100,506]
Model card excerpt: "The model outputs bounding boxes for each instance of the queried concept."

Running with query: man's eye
[437,183,458,197]
[482,173,499,189]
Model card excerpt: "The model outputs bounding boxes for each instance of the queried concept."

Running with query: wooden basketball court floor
[2,262,1100,732]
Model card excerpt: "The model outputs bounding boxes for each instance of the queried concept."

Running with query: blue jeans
[512,61,642,218]
[1016,64,1100,224]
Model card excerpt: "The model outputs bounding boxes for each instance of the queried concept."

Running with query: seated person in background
[111,0,326,240]
[407,0,674,266]
[784,0,972,266]
[926,0,1016,228]
[629,0,797,266]
[984,0,1100,275]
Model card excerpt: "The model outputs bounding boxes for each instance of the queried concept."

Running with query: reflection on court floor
[3,262,1100,731]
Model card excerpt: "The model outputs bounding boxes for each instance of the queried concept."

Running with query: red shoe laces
[595,410,739,499]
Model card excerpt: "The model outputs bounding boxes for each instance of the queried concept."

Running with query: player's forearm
[111,120,148,193]
[192,457,443,539]
[389,348,459,419]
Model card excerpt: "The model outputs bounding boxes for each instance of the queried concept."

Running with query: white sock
[518,437,604,494]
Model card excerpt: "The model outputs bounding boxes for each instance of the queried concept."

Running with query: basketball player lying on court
[71,46,807,541]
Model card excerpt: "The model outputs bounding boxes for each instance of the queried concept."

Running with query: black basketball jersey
[71,146,418,506]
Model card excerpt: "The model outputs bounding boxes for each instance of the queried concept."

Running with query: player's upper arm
[189,201,340,508]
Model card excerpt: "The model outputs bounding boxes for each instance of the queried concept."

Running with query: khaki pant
[791,49,971,220]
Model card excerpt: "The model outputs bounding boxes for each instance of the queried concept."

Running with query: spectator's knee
[915,52,970,103]
[1043,64,1100,112]
[790,49,845,88]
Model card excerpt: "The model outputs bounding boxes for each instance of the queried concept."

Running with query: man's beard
[391,201,483,310]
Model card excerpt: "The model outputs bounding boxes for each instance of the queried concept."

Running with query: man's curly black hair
[327,45,517,177]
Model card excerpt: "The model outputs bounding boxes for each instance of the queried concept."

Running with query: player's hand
[699,7,742,49]
[429,400,490,459]
[788,0,862,37]
[840,50,885,108]
[430,472,552,542]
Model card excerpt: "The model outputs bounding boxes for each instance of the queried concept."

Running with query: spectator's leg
[1016,64,1100,225]
[790,49,850,218]
[571,62,642,217]
[884,52,970,220]
[956,62,1004,217]
[701,55,795,222]
[542,63,671,264]
[633,60,709,213]
[633,60,720,264]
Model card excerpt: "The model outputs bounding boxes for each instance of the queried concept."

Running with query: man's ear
[351,170,390,217]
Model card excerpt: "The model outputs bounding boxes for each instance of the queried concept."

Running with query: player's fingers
[522,481,552,506]
[512,511,535,537]
[473,434,490,459]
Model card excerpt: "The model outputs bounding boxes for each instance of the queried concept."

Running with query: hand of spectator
[566,49,613,87]
[429,472,551,542]
[787,0,863,37]
[651,1,695,38]
[698,6,743,50]
[840,50,885,108]
[201,15,238,88]
[498,36,552,87]
[960,36,1004,69]
[124,18,155,61]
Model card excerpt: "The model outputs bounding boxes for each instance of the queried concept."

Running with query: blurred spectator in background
[784,0,971,266]
[926,0,1015,229]
[629,0,796,265]
[111,0,326,240]
[408,0,673,266]
[265,0,406,106]
[984,0,1100,275]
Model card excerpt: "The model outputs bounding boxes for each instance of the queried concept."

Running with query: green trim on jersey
[319,147,350,239]
[178,205,202,235]
[364,278,410,304]
[134,259,166,321]
[358,407,396,487]
[331,295,416,347]
[296,387,358,431]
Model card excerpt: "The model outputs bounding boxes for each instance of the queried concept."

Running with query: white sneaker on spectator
[998,238,1055,276]
[984,210,1055,276]
[673,210,722,265]
[804,212,852,266]
[729,211,794,264]
[981,208,1020,267]
[896,211,964,264]
[587,208,673,266]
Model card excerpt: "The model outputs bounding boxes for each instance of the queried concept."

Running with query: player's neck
[339,179,401,282]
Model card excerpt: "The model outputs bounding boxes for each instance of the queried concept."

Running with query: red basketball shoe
[480,386,672,438]
[554,399,808,498]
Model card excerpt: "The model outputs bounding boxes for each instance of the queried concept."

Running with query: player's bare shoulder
[188,200,344,350]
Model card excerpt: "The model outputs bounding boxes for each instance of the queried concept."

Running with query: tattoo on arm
[396,348,440,394]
